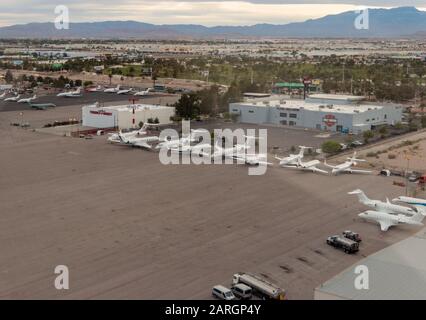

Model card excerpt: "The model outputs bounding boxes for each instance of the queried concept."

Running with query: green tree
[174,93,201,119]
[4,70,13,83]
[321,140,341,154]
[363,130,374,143]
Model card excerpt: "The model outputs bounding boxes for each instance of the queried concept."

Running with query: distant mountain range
[0,6,425,39]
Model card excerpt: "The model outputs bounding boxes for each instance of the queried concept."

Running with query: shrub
[321,140,341,154]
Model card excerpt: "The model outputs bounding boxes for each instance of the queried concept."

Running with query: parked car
[343,230,362,242]
[351,140,363,146]
[231,283,252,300]
[212,285,236,300]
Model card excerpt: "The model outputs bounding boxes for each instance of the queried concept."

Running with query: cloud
[0,0,424,27]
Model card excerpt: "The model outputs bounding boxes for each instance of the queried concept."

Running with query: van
[212,285,236,300]
[231,283,252,300]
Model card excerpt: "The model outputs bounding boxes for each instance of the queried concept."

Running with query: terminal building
[229,94,403,134]
[82,103,175,129]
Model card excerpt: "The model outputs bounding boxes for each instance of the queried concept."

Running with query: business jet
[134,88,152,96]
[348,189,420,216]
[116,132,159,149]
[117,88,133,95]
[169,143,212,155]
[392,196,426,207]
[208,140,271,166]
[358,210,425,232]
[57,87,82,98]
[275,146,310,166]
[4,94,21,102]
[286,158,328,174]
[108,124,160,143]
[324,152,372,175]
[86,85,103,92]
[104,85,121,93]
[17,95,37,103]
[155,129,207,150]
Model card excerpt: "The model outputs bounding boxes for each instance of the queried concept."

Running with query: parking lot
[0,107,420,299]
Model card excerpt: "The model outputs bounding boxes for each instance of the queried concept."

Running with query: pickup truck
[327,235,359,254]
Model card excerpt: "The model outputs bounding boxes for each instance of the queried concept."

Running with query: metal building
[82,103,175,129]
[314,229,426,300]
[229,95,402,134]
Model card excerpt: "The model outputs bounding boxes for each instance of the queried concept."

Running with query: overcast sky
[0,1,425,27]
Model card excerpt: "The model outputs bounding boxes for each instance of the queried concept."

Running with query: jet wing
[323,161,337,169]
[345,169,372,174]
[310,167,329,175]
[379,220,394,232]
[132,141,152,149]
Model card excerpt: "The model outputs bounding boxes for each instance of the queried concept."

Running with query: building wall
[82,106,117,128]
[117,107,175,129]
[82,105,175,129]
[230,102,403,134]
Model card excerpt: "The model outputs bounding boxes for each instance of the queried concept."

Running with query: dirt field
[0,108,422,300]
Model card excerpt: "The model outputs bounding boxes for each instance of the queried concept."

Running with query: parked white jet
[170,143,212,155]
[275,146,310,166]
[287,159,328,174]
[358,210,425,231]
[104,85,121,93]
[324,152,372,175]
[155,129,207,150]
[17,95,37,103]
[116,132,159,149]
[57,87,82,98]
[4,94,21,102]
[392,196,426,207]
[108,123,160,143]
[348,189,420,216]
[117,88,133,95]
[134,88,152,96]
[86,85,103,92]
[209,140,271,166]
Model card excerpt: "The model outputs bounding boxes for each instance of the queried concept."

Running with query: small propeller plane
[324,152,372,175]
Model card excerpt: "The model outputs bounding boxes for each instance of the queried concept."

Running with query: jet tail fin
[348,189,370,203]
[410,210,426,223]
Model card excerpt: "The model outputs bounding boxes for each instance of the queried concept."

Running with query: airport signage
[323,114,337,127]
[90,110,113,116]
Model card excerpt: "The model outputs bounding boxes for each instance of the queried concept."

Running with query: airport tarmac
[0,109,419,300]
[0,91,177,112]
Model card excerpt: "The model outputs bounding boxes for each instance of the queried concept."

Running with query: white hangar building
[82,103,175,129]
[229,94,403,134]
